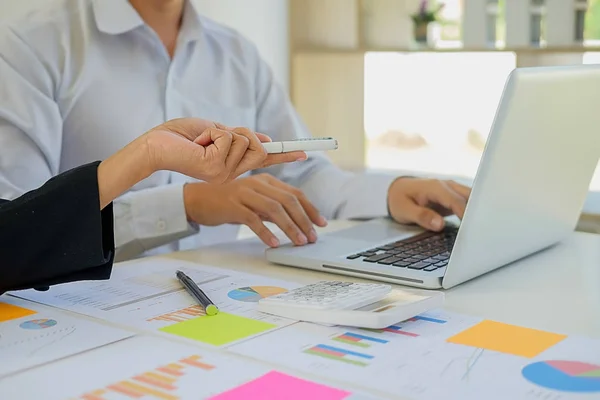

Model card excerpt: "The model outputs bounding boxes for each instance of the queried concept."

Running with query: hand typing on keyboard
[387,178,471,231]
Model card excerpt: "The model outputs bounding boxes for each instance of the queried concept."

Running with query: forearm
[0,163,115,293]
[294,162,397,220]
[97,135,153,209]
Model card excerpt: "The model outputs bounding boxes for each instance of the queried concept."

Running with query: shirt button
[157,219,167,231]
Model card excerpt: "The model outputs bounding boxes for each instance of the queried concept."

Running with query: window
[364,51,600,191]
[364,51,515,179]
[585,0,600,42]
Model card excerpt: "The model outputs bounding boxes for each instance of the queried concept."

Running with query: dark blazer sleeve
[0,161,115,294]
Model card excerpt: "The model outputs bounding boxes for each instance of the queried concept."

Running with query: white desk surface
[4,221,600,400]
[168,220,600,338]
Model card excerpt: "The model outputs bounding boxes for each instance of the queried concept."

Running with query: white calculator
[257,281,444,328]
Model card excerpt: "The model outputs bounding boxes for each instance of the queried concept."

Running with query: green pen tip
[206,305,219,316]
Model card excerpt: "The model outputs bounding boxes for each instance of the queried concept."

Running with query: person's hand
[144,118,307,183]
[183,174,328,247]
[97,118,305,209]
[387,177,472,231]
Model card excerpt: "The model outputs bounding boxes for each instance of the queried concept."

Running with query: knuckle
[281,193,299,207]
[221,130,233,140]
[265,200,284,216]
[244,213,262,227]
[292,188,306,200]
[237,134,250,146]
[233,127,252,134]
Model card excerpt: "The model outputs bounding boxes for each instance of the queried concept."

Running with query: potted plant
[411,0,445,45]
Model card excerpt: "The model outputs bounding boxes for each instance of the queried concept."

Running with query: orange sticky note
[0,302,37,322]
[447,320,567,358]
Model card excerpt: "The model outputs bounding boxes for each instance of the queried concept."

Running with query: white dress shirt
[0,0,396,260]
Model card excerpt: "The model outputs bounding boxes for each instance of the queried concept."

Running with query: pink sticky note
[208,371,351,400]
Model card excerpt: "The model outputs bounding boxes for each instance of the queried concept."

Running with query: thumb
[393,200,445,232]
[193,128,232,149]
[193,129,213,147]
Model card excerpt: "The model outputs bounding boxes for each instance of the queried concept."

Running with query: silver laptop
[266,65,600,289]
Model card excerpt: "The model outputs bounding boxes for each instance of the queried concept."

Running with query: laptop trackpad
[328,220,422,243]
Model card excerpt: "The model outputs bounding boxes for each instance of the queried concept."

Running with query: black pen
[176,270,219,316]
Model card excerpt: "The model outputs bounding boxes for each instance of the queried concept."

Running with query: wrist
[97,135,154,209]
[140,130,162,176]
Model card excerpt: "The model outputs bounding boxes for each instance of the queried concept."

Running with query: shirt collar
[92,0,145,35]
[92,0,203,40]
[179,0,204,42]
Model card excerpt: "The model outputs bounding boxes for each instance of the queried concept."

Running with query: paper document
[231,310,600,400]
[13,259,302,347]
[0,335,379,400]
[0,295,133,378]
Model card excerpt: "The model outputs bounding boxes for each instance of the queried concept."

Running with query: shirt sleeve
[0,162,115,294]
[111,183,199,261]
[248,46,397,219]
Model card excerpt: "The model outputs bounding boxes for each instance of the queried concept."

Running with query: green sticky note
[159,312,276,346]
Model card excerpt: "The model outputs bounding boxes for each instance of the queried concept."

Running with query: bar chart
[146,305,205,323]
[304,344,374,367]
[79,354,216,400]
[409,316,448,324]
[365,325,420,337]
[332,332,388,348]
[364,313,448,337]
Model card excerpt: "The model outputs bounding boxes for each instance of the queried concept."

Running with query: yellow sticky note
[159,312,276,346]
[447,320,567,358]
[0,302,37,323]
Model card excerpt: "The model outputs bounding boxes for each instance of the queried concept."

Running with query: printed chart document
[0,335,379,400]
[13,259,302,347]
[231,310,600,400]
[0,295,132,378]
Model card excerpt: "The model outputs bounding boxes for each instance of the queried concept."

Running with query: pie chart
[20,319,58,330]
[228,286,287,302]
[522,360,600,393]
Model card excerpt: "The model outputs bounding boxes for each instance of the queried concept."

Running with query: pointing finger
[262,152,308,167]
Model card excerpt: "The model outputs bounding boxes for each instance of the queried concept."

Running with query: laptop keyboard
[346,226,458,272]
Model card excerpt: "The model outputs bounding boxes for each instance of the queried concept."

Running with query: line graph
[439,347,498,383]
